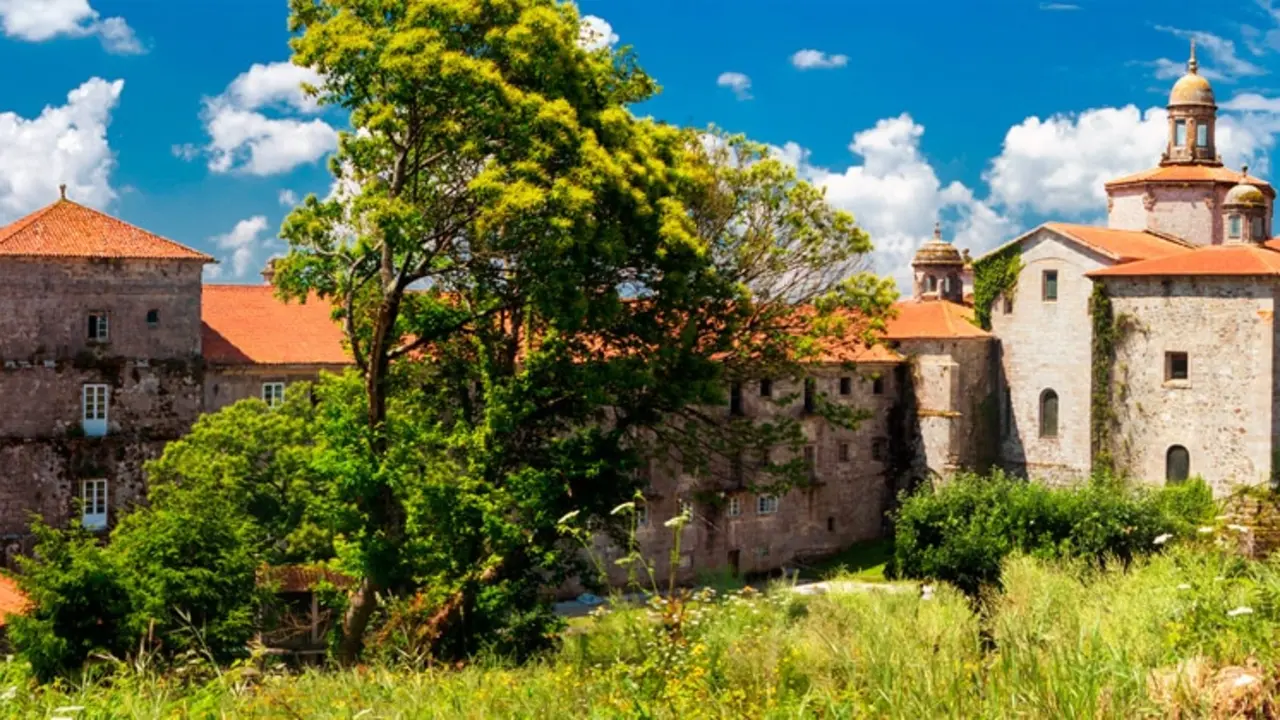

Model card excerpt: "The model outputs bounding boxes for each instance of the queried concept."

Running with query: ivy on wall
[971,244,1022,330]
[1089,283,1134,477]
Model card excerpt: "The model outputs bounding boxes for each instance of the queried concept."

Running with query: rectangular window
[872,376,885,395]
[87,312,109,342]
[1166,351,1189,381]
[81,478,108,531]
[759,378,772,397]
[1042,270,1058,302]
[871,438,888,462]
[757,495,778,515]
[838,442,850,463]
[1196,123,1209,147]
[146,309,160,328]
[1253,217,1264,240]
[1002,295,1013,314]
[81,384,109,437]
[1175,119,1187,146]
[728,496,742,517]
[1230,215,1242,238]
[729,381,743,416]
[803,377,816,413]
[262,382,286,408]
[839,377,852,395]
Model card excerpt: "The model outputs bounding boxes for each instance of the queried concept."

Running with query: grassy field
[3,542,1280,719]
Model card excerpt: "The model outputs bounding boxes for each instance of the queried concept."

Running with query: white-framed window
[81,478,108,531]
[82,384,109,437]
[87,312,109,342]
[262,382,286,408]
[757,495,778,515]
[728,496,742,517]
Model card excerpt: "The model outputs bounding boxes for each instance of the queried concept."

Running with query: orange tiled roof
[259,564,355,593]
[1105,165,1276,195]
[1044,223,1192,262]
[883,300,990,340]
[0,574,29,627]
[1088,243,1280,277]
[202,285,351,366]
[0,200,212,261]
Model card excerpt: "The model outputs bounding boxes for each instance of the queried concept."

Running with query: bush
[889,471,1216,595]
[8,522,138,682]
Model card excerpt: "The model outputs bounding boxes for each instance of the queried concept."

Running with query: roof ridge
[66,201,214,260]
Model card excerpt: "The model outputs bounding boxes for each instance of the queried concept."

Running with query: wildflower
[1227,524,1249,533]
[1227,606,1254,617]
[920,584,936,601]
[1154,533,1173,545]
[1197,526,1214,534]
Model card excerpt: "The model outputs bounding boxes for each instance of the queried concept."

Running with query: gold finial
[1188,38,1198,74]
[58,184,66,200]
[933,221,942,241]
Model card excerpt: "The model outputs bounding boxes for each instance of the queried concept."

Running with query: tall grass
[4,542,1280,718]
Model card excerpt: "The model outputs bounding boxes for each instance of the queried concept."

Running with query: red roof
[0,574,29,626]
[1043,223,1191,262]
[202,285,351,366]
[1088,243,1280,278]
[0,200,212,261]
[1105,165,1276,195]
[884,300,990,340]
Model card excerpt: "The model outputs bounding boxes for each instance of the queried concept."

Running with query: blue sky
[5,1,1280,288]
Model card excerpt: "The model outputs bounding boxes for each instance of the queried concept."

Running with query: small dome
[913,223,964,266]
[1169,72,1215,106]
[1225,181,1267,208]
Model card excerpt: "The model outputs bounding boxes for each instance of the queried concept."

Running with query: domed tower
[1222,167,1271,243]
[912,222,964,303]
[1162,39,1219,167]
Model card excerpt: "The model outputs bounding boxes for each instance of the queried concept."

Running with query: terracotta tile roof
[259,564,355,593]
[883,300,990,340]
[1104,165,1275,195]
[0,200,212,261]
[202,285,351,366]
[1087,243,1280,277]
[1043,223,1192,262]
[0,574,29,626]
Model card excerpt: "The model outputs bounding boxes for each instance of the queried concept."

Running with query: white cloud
[578,15,617,51]
[777,114,1012,291]
[278,189,299,207]
[717,72,753,100]
[0,0,143,54]
[0,77,123,222]
[193,62,338,176]
[985,103,1276,217]
[207,215,271,280]
[790,49,848,70]
[1152,27,1265,81]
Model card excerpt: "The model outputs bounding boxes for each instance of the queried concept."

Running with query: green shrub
[889,471,1216,595]
[7,522,138,682]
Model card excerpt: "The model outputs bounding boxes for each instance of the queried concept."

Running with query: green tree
[278,0,894,662]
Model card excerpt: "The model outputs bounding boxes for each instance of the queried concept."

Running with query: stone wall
[1107,183,1227,246]
[0,258,204,360]
[205,365,344,412]
[990,229,1105,484]
[1100,276,1277,494]
[895,337,998,479]
[587,363,899,589]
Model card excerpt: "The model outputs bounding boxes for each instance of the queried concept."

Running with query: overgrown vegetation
[1090,284,1125,475]
[5,540,1280,718]
[889,471,1216,595]
[970,242,1021,330]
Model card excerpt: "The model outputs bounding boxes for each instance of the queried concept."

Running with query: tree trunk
[336,576,381,664]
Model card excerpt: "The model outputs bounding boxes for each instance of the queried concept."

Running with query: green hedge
[889,471,1215,596]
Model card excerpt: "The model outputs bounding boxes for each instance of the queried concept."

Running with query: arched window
[1039,389,1058,438]
[1166,445,1190,484]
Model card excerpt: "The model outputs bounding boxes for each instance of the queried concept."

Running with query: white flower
[1233,674,1259,689]
[1227,524,1249,533]
[1197,526,1214,534]
[1154,533,1173,545]
[1227,606,1254,617]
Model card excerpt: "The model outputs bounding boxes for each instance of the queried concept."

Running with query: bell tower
[1161,40,1220,167]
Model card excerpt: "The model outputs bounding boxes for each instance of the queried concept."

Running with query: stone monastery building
[0,42,1268,581]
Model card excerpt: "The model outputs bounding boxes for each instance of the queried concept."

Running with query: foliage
[1090,283,1119,474]
[889,470,1217,595]
[970,242,1021,330]
[274,0,895,662]
[7,522,137,682]
[7,545,1280,718]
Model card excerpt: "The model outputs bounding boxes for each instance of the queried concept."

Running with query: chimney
[59,184,67,200]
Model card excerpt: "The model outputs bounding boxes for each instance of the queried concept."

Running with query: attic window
[146,309,159,328]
